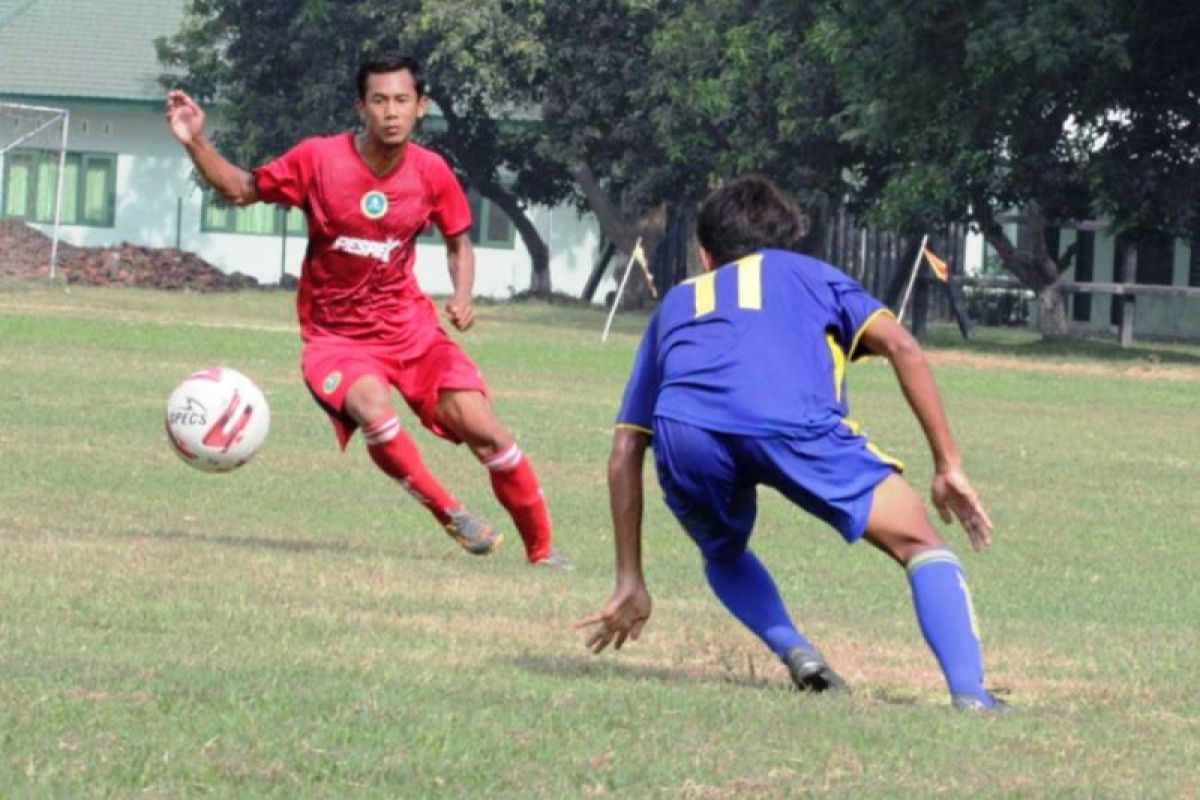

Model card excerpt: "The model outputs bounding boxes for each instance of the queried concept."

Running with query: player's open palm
[932,467,993,552]
[165,91,205,145]
[576,582,652,654]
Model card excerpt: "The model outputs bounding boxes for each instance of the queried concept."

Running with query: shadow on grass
[143,528,368,556]
[514,654,968,709]
[923,325,1200,365]
[512,652,776,691]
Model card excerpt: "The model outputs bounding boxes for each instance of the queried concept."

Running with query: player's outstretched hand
[575,582,652,654]
[444,297,475,331]
[165,91,205,145]
[932,467,993,552]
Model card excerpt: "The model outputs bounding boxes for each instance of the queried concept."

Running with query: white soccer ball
[164,367,270,472]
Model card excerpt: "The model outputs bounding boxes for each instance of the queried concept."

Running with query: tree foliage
[814,0,1200,335]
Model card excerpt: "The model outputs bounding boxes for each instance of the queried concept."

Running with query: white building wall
[7,101,607,301]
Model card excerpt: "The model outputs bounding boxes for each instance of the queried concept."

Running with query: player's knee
[891,530,946,566]
[344,377,392,426]
[700,538,746,564]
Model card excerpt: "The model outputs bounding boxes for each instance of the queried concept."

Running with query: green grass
[1,283,1198,798]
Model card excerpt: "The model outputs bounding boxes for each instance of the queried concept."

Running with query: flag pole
[601,236,643,342]
[896,233,929,322]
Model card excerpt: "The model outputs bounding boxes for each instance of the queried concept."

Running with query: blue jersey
[616,249,892,437]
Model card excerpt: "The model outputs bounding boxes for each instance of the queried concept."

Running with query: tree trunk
[568,162,639,254]
[974,200,1071,338]
[1035,284,1070,338]
[568,161,667,293]
[477,182,551,296]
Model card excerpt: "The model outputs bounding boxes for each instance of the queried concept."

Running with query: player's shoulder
[763,248,866,294]
[283,133,350,160]
[406,141,450,169]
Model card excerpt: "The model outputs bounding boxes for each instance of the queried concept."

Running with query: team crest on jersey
[360,190,388,220]
[323,371,342,394]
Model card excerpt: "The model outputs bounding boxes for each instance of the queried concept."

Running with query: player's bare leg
[344,376,500,555]
[863,473,1003,710]
[436,389,565,567]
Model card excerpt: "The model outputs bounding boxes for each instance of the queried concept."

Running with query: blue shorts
[651,416,902,562]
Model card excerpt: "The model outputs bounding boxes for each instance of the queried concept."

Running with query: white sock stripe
[363,417,401,445]
[484,443,523,471]
[906,547,962,574]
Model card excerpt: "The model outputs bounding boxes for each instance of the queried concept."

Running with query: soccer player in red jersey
[164,53,565,567]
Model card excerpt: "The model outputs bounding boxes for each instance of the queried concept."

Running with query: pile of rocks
[0,219,259,291]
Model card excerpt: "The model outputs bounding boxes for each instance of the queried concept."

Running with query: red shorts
[302,333,488,449]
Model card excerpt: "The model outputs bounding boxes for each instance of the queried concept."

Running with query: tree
[645,0,851,247]
[539,0,851,295]
[815,0,1200,337]
[539,0,682,290]
[157,0,573,294]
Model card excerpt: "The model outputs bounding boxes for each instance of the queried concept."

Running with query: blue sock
[907,547,993,706]
[704,549,813,658]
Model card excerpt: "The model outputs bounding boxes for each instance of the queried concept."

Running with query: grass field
[1,282,1198,798]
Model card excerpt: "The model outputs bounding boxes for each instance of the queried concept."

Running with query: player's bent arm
[575,426,654,652]
[608,427,650,587]
[859,315,994,549]
[184,135,259,207]
[445,232,476,301]
[858,314,961,472]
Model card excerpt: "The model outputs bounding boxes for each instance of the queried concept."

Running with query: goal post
[0,101,70,278]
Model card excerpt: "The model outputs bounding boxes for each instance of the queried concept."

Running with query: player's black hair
[356,52,426,99]
[696,174,811,267]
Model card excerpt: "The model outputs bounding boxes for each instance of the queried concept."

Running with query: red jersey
[253,134,472,350]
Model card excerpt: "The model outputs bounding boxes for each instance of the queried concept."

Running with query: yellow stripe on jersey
[736,254,763,309]
[826,332,846,402]
[689,272,716,318]
[615,422,654,436]
[848,307,896,359]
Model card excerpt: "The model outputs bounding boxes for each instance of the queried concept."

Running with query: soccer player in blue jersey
[578,174,1004,711]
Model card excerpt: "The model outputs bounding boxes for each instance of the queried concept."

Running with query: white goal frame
[1,101,70,278]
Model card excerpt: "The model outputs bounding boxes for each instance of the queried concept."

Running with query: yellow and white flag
[923,246,950,282]
[632,240,657,299]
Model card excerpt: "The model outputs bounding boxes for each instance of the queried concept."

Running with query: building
[0,0,605,298]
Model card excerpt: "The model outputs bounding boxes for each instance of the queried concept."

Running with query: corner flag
[923,245,950,282]
[632,240,657,299]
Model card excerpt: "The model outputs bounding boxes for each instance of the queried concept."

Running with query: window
[202,192,305,236]
[1190,237,1200,287]
[420,187,515,249]
[2,148,116,227]
[1072,230,1094,323]
[1135,232,1174,286]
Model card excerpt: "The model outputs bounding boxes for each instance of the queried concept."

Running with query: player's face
[356,69,428,148]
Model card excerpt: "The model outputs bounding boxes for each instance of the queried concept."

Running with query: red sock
[485,444,552,562]
[363,415,457,525]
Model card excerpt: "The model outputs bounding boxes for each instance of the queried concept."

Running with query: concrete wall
[1059,230,1199,341]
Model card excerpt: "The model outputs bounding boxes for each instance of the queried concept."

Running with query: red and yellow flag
[922,246,950,282]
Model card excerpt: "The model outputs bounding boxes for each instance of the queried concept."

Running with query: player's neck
[354,132,407,177]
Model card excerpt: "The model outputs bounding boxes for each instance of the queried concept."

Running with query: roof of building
[0,0,186,103]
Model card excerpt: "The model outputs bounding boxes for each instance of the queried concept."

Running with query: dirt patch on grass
[928,349,1200,382]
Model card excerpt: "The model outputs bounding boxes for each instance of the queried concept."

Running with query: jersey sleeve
[614,312,662,434]
[252,138,317,208]
[426,154,472,238]
[829,272,893,360]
